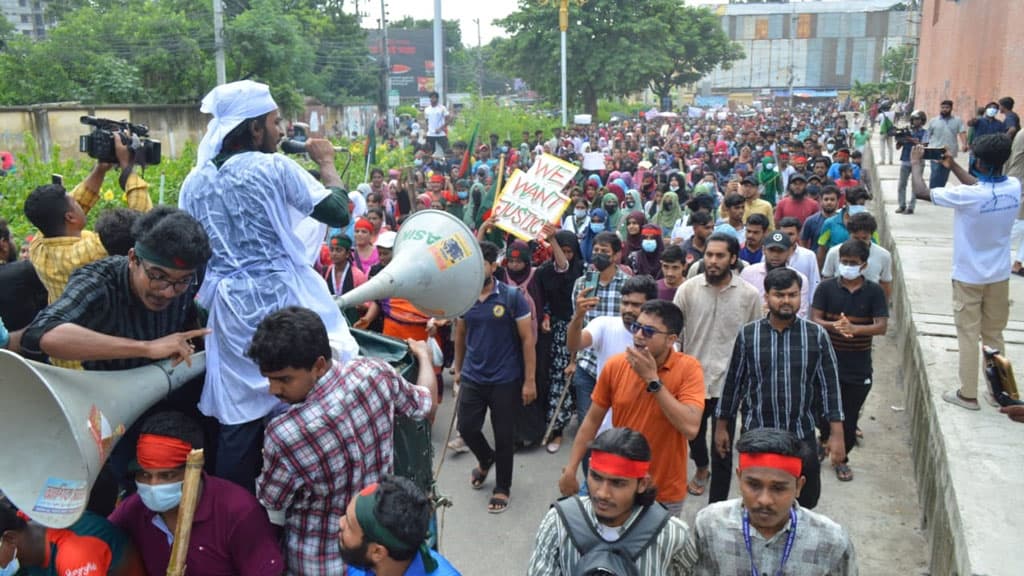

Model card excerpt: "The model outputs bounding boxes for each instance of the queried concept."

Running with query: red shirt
[774,196,820,226]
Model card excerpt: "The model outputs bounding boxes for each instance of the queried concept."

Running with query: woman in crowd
[351,217,379,275]
[627,223,664,279]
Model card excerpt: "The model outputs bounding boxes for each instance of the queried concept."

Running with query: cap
[741,175,758,186]
[764,230,792,250]
[789,172,807,182]
[375,230,397,249]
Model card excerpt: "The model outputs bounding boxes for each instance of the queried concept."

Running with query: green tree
[497,0,724,117]
[880,44,913,101]
[645,6,743,108]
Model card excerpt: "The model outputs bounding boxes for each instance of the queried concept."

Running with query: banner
[492,154,578,241]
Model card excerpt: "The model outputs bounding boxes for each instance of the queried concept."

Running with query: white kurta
[180,152,359,425]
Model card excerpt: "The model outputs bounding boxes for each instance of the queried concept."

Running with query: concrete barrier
[865,133,1024,575]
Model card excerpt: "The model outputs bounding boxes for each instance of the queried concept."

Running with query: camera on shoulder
[79,116,161,166]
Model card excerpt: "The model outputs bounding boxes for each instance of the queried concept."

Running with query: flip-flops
[470,464,492,490]
[687,472,709,496]
[834,463,854,482]
[488,492,510,514]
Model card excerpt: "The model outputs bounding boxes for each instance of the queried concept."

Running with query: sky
[361,0,522,47]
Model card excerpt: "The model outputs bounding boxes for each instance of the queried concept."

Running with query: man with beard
[179,80,359,492]
[339,476,460,575]
[673,233,761,501]
[530,428,690,575]
[715,268,846,509]
[681,428,857,574]
[559,300,704,517]
[773,173,819,226]
[800,186,840,250]
[741,231,811,318]
[926,100,967,189]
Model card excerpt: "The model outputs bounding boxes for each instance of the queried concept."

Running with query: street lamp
[539,0,587,127]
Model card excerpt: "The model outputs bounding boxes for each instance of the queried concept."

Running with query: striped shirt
[527,497,690,576]
[716,317,844,440]
[571,268,629,377]
[680,499,858,575]
[257,358,431,576]
[20,256,198,371]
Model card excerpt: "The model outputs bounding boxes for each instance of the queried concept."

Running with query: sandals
[470,463,492,490]
[834,463,854,482]
[546,436,563,454]
[687,470,710,496]
[488,492,510,514]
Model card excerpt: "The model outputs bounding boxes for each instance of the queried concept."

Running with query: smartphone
[583,270,599,294]
[921,147,946,161]
[51,173,64,186]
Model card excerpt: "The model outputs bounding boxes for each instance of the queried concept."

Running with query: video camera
[890,127,913,141]
[79,116,161,166]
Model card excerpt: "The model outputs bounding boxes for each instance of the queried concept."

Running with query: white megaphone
[0,350,206,528]
[337,209,485,319]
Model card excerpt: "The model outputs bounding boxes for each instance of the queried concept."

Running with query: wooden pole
[166,449,205,576]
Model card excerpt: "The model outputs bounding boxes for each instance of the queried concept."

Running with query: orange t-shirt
[592,351,705,502]
[383,298,443,374]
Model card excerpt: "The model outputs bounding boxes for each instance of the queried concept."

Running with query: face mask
[641,239,657,253]
[574,208,587,218]
[414,159,423,167]
[457,191,468,200]
[755,145,763,152]
[838,264,862,280]
[827,143,835,151]
[669,184,679,192]
[625,201,636,209]
[604,204,617,214]
[591,253,612,271]
[137,481,184,513]
[806,184,820,196]
[0,548,18,576]
[662,201,673,210]
[590,222,606,233]
[765,163,775,170]
[658,158,667,165]
[847,205,867,215]
[986,107,998,118]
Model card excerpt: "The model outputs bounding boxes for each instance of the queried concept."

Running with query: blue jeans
[573,367,597,423]
[930,160,951,189]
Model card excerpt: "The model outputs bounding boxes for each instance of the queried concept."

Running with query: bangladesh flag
[457,123,479,179]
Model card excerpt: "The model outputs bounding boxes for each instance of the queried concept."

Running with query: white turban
[196,80,278,167]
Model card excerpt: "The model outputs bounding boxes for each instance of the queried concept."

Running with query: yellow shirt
[719,198,776,232]
[29,173,151,368]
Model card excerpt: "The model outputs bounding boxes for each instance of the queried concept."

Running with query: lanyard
[742,507,798,576]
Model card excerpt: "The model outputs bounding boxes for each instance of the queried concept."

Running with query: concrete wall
[0,103,379,161]
[914,0,1024,119]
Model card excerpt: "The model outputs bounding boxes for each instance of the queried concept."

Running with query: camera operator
[895,111,928,215]
[22,133,152,367]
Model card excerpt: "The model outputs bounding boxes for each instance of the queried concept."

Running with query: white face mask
[838,264,862,280]
[0,546,18,576]
[986,107,998,118]
[847,205,867,215]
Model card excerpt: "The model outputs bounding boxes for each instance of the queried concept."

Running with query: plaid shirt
[571,268,628,377]
[681,499,858,575]
[717,316,844,440]
[527,496,690,576]
[258,358,432,576]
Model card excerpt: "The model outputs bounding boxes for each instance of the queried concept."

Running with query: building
[913,0,1024,121]
[1,0,53,40]
[700,0,914,98]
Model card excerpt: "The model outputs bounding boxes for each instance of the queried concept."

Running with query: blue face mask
[414,159,423,167]
[641,239,658,253]
[0,549,18,576]
[457,191,468,200]
[847,205,867,215]
[590,222,606,233]
[137,481,184,513]
[574,208,587,218]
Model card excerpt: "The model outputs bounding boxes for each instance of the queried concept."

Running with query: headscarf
[553,229,585,280]
[581,208,608,263]
[651,191,683,234]
[196,80,278,166]
[630,224,664,277]
[622,210,647,253]
[601,192,623,233]
[623,189,643,215]
[606,182,625,203]
[505,240,533,284]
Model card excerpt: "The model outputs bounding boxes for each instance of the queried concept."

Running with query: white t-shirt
[424,104,448,137]
[822,242,894,285]
[932,177,1021,284]
[584,315,634,434]
[788,246,821,299]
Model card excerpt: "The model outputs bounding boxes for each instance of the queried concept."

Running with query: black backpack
[553,496,670,576]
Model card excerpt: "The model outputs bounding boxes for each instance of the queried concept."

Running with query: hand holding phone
[921,147,946,161]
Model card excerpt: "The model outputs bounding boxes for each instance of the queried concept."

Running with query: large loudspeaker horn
[0,350,206,528]
[337,209,485,319]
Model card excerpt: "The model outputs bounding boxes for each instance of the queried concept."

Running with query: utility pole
[213,0,226,85]
[433,0,444,104]
[473,18,483,99]
[381,0,393,136]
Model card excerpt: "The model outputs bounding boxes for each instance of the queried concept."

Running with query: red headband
[590,450,650,479]
[137,434,192,470]
[738,452,802,478]
[430,174,445,183]
[355,218,374,232]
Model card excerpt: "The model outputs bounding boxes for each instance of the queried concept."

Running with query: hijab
[630,224,664,277]
[651,191,683,233]
[601,192,623,233]
[623,210,647,253]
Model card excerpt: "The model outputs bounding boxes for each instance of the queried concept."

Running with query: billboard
[367,29,435,99]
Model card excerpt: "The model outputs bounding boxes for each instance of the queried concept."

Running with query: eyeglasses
[629,322,673,339]
[138,258,195,292]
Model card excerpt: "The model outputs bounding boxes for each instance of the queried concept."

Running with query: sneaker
[942,390,981,411]
[895,206,906,214]
[447,436,470,454]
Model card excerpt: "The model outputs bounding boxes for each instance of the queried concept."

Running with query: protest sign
[492,153,578,241]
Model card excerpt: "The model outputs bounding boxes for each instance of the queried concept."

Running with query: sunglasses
[629,322,673,339]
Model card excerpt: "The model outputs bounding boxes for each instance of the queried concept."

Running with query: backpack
[502,270,539,340]
[553,496,670,576]
[879,114,893,136]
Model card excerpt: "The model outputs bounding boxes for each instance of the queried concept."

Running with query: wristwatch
[646,379,663,394]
